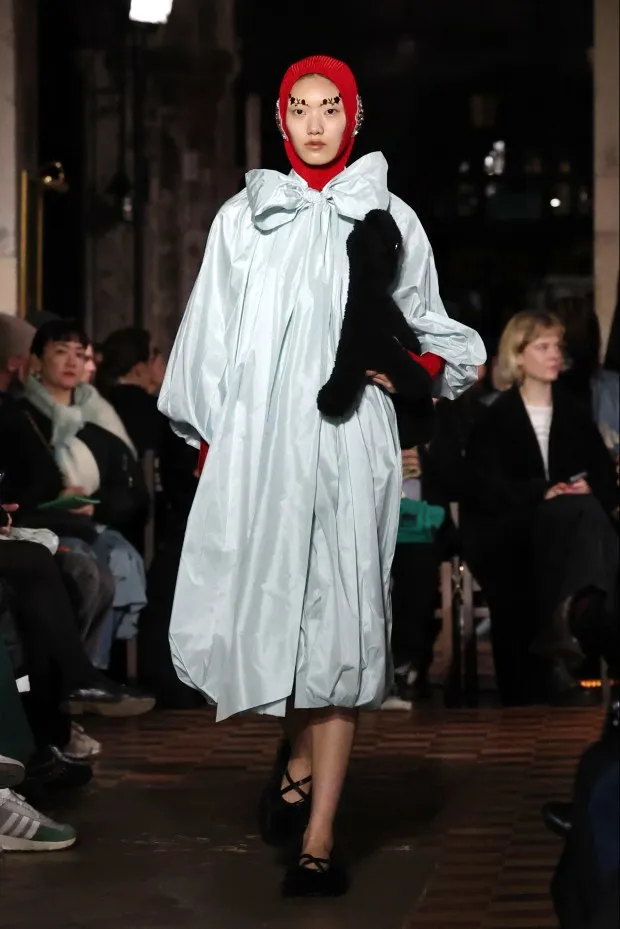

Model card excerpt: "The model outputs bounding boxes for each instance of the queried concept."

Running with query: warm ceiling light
[129,1,174,24]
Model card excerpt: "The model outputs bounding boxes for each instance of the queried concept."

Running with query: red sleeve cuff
[198,441,209,475]
[408,351,445,379]
[198,356,444,471]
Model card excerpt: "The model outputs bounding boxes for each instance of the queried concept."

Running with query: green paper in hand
[38,494,100,511]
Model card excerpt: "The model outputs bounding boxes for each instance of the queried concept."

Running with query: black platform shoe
[258,740,312,846]
[282,852,349,898]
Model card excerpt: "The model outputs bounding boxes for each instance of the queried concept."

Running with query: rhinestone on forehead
[275,95,364,141]
[288,95,342,107]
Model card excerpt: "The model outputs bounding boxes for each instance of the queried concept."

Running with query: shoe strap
[281,769,312,802]
[299,853,330,873]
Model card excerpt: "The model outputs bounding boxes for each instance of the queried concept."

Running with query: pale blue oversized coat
[158,153,486,721]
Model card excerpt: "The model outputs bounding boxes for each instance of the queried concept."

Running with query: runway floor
[0,703,600,929]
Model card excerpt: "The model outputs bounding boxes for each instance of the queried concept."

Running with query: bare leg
[280,706,312,802]
[302,707,358,862]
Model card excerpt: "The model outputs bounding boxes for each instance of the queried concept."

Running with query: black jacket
[460,385,618,549]
[106,384,166,459]
[0,398,149,543]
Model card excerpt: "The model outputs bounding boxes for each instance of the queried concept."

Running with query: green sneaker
[0,788,77,851]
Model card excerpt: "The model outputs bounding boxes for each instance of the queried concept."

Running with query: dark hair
[30,320,89,358]
[95,327,151,395]
[552,295,600,380]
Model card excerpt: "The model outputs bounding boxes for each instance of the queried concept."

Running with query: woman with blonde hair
[460,311,618,706]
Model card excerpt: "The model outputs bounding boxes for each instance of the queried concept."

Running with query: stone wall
[594,0,619,356]
[83,0,240,349]
[0,0,18,313]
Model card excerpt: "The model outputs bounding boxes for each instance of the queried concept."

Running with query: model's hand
[60,485,86,497]
[366,371,396,394]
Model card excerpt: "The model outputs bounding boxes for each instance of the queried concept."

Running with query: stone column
[0,0,18,313]
[0,0,37,316]
[594,0,619,357]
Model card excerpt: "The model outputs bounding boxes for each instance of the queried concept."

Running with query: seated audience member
[0,321,150,667]
[0,634,77,852]
[82,339,99,385]
[424,360,493,504]
[550,729,619,929]
[554,296,620,456]
[0,316,117,653]
[1,506,154,726]
[460,311,618,706]
[382,443,446,710]
[96,326,167,459]
[0,314,35,407]
[138,419,202,707]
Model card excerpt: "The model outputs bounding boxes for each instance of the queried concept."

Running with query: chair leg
[126,638,138,683]
[444,559,464,707]
[462,565,479,705]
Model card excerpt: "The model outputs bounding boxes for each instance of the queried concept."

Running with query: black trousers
[0,540,100,748]
[469,495,619,706]
[533,494,618,634]
[390,541,441,673]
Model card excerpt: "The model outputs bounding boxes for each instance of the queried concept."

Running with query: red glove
[408,351,444,380]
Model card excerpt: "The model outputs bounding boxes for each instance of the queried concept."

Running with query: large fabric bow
[247,152,391,232]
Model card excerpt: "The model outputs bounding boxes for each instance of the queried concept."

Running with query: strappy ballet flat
[282,852,349,898]
[258,740,312,846]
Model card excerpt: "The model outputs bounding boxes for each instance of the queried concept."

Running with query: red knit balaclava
[277,55,363,191]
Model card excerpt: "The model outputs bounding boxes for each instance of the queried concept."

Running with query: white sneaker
[0,755,25,789]
[63,722,102,763]
[0,789,77,852]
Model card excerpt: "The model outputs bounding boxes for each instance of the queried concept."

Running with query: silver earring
[275,102,288,141]
[353,95,364,136]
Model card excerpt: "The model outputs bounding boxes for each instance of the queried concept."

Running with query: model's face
[36,340,86,391]
[518,331,563,384]
[285,75,348,167]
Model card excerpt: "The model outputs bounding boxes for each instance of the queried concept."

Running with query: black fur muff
[317,209,433,422]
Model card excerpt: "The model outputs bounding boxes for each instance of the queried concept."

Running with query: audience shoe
[22,746,93,800]
[63,723,103,763]
[532,597,585,668]
[0,788,77,852]
[542,801,574,839]
[258,739,312,847]
[282,849,349,898]
[381,666,415,710]
[549,659,600,707]
[0,755,25,789]
[65,681,155,717]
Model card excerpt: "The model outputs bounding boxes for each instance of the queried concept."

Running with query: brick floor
[0,704,602,929]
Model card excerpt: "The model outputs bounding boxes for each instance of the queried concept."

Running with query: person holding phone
[461,312,618,706]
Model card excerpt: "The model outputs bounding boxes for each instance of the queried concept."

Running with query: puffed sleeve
[158,210,231,448]
[390,197,486,399]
